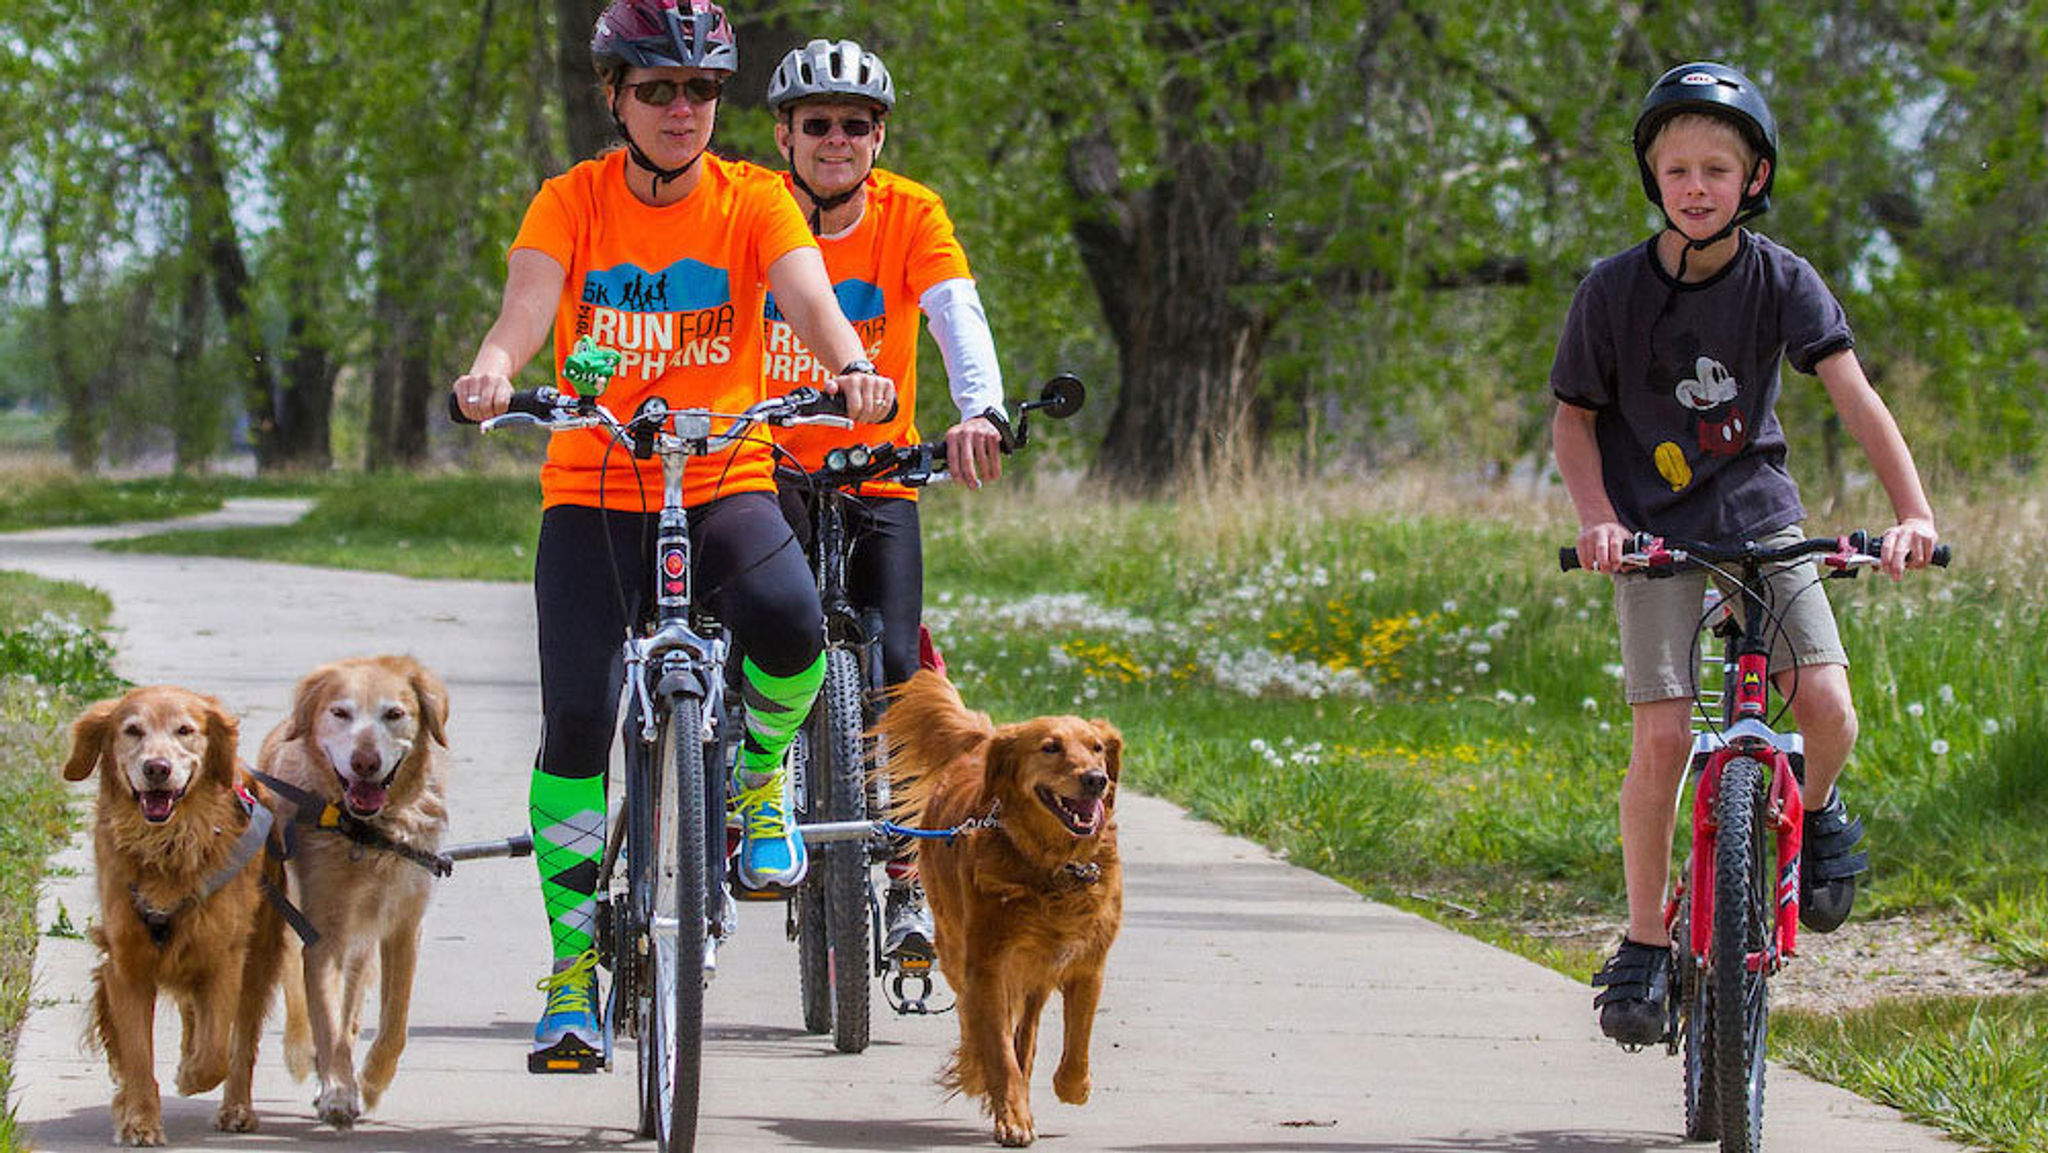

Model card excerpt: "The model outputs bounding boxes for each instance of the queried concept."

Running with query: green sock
[530,754,605,961]
[738,654,824,788]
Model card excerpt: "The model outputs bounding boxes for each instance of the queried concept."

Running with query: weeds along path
[3,500,1955,1150]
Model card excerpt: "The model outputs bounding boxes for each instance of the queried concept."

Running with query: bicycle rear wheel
[1711,756,1771,1153]
[649,693,708,1152]
[815,646,872,1053]
[1674,897,1717,1141]
[794,727,833,1034]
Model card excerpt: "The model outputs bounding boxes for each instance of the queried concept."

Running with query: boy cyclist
[452,0,896,1071]
[761,38,1008,964]
[1549,61,1939,1047]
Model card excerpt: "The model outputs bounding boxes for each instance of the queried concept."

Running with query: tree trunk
[273,301,336,471]
[1068,83,1274,491]
[185,112,283,471]
[170,248,215,474]
[41,201,95,472]
[364,282,433,473]
[557,0,610,162]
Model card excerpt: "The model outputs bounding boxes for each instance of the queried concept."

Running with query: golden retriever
[65,686,286,1145]
[877,670,1123,1148]
[257,655,450,1130]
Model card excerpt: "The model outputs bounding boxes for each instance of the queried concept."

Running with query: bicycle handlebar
[1558,531,1953,573]
[782,373,1086,490]
[447,385,852,428]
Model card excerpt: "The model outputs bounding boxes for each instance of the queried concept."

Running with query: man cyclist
[451,0,896,1072]
[761,37,1007,965]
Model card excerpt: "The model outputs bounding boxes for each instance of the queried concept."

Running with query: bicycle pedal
[728,869,799,902]
[527,1035,606,1074]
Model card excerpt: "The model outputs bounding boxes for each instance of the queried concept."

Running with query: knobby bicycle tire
[623,699,658,1139]
[795,726,833,1034]
[1675,898,1717,1141]
[652,693,709,1152]
[1711,755,1771,1153]
[817,646,873,1053]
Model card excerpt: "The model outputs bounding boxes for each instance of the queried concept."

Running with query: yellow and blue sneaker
[732,769,807,891]
[529,949,604,1073]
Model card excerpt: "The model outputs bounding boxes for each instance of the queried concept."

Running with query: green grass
[11,464,2048,1148]
[101,472,542,580]
[0,469,306,532]
[1776,993,2048,1152]
[0,573,115,1152]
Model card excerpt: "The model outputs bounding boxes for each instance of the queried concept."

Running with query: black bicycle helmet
[1632,61,1777,217]
[766,39,895,114]
[590,0,738,78]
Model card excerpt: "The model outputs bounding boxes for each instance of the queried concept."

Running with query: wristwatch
[839,358,877,376]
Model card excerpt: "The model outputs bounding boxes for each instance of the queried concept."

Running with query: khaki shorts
[1613,526,1849,704]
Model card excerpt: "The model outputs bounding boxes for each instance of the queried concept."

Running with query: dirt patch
[1536,912,2048,1014]
[1773,914,2048,1014]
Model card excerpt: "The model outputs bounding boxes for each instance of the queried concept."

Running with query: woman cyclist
[760,37,1008,966]
[451,0,896,1072]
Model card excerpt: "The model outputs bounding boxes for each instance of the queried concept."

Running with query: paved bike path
[6,502,1955,1151]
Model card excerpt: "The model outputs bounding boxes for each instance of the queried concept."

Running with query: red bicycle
[1561,529,1949,1152]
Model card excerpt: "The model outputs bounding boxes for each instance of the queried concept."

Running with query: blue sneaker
[733,770,808,890]
[529,950,603,1073]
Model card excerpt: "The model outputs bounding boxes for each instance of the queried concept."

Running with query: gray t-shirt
[1550,231,1854,545]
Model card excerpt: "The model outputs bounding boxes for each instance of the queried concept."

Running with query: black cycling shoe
[1591,938,1673,1048]
[1800,789,1869,933]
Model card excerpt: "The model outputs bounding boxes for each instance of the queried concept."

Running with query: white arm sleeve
[919,277,1005,422]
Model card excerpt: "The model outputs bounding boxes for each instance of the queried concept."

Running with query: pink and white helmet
[590,0,738,75]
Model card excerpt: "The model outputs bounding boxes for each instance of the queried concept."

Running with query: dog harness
[253,769,455,879]
[128,781,286,947]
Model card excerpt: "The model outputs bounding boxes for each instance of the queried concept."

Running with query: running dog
[66,685,286,1145]
[257,655,450,1130]
[876,669,1123,1148]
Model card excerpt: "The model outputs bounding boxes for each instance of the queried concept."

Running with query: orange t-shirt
[513,150,815,510]
[763,170,972,500]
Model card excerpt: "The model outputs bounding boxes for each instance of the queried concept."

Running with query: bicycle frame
[1661,552,1817,985]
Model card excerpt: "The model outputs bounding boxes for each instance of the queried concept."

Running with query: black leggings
[534,495,822,783]
[778,488,924,686]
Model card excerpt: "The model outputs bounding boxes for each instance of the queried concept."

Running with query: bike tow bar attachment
[437,831,536,873]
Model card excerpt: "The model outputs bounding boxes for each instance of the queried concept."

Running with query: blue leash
[876,801,1001,842]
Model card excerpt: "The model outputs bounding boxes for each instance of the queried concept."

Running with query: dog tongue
[346,779,389,814]
[1066,795,1104,830]
[140,790,178,822]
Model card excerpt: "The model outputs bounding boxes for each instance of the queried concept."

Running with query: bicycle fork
[1679,749,1810,974]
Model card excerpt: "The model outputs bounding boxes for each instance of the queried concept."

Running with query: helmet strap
[612,105,702,199]
[783,144,864,235]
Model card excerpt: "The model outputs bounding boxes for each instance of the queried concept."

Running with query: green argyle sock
[530,752,605,961]
[737,654,824,788]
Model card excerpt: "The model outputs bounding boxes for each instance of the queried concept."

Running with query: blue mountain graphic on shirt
[763,279,885,325]
[582,260,730,312]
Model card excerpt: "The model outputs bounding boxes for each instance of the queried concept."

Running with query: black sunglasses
[625,77,723,107]
[798,115,876,139]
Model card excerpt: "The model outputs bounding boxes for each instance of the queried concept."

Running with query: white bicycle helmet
[766,38,894,113]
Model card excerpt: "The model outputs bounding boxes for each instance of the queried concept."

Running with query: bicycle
[777,374,1088,1046]
[452,338,859,1153]
[1561,529,1949,1152]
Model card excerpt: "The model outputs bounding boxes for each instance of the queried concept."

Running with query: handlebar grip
[447,389,557,425]
[1558,546,1582,573]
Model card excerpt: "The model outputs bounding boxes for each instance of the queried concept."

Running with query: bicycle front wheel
[815,645,872,1053]
[649,693,709,1152]
[1711,755,1772,1153]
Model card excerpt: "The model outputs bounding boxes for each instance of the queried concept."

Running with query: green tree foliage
[1,1,2041,484]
